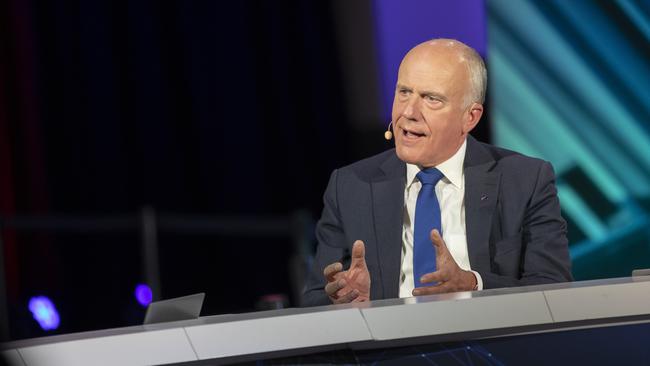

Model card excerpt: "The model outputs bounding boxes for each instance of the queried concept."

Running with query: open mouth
[401,127,426,138]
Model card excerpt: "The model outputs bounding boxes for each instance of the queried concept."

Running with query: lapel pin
[480,194,488,201]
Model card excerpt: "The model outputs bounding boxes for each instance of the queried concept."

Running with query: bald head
[401,39,486,108]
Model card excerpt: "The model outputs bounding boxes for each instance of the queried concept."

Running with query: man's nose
[402,96,420,120]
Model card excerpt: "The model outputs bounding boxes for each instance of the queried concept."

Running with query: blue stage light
[28,296,60,331]
[135,284,153,307]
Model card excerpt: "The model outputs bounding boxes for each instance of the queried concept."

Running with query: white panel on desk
[362,292,552,340]
[18,328,196,366]
[2,349,25,366]
[185,308,370,359]
[544,281,650,322]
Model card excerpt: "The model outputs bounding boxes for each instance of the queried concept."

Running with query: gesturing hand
[412,229,477,296]
[323,240,371,304]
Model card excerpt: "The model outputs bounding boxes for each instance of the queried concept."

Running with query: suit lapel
[371,152,405,300]
[464,136,500,275]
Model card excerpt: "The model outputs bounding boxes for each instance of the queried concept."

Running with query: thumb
[350,240,366,266]
[430,229,445,255]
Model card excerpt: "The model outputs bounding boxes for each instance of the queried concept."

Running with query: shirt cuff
[470,270,483,290]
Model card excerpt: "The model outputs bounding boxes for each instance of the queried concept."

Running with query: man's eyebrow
[421,90,448,102]
[396,84,448,101]
[396,83,412,91]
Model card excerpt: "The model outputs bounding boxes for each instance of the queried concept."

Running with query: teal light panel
[487,0,650,280]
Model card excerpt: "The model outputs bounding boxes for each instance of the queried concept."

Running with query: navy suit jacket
[302,136,573,307]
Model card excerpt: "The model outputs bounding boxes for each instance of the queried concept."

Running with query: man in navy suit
[302,39,573,306]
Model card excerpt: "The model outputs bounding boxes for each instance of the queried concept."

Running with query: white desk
[3,276,650,365]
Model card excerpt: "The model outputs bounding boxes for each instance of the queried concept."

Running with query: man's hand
[412,229,477,296]
[323,240,370,304]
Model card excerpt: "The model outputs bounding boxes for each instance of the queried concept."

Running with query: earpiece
[384,121,393,140]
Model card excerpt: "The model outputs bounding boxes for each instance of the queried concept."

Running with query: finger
[334,289,359,304]
[420,270,445,284]
[351,240,365,260]
[325,278,346,296]
[412,283,447,296]
[350,240,366,266]
[323,262,343,282]
[429,229,446,255]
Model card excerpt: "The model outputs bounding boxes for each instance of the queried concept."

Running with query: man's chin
[395,147,422,166]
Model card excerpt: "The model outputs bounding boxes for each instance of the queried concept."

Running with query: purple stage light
[28,296,60,331]
[135,284,153,307]
[373,0,487,120]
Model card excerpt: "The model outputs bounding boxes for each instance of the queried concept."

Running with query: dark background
[0,0,492,340]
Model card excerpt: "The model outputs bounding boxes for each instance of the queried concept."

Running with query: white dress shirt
[399,139,483,297]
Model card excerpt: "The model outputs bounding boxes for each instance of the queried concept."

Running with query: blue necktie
[414,168,444,288]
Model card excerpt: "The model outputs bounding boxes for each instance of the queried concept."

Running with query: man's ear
[463,103,483,134]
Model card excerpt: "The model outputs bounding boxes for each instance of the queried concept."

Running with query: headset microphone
[384,121,393,140]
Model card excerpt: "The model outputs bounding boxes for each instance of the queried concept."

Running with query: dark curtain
[1,0,361,339]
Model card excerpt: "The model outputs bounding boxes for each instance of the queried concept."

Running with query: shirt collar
[406,139,467,189]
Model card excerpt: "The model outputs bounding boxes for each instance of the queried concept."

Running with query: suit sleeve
[481,161,574,288]
[301,169,351,306]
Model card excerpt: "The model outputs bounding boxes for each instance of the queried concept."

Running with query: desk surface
[3,276,650,366]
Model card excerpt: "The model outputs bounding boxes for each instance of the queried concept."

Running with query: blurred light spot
[28,296,60,331]
[135,284,153,307]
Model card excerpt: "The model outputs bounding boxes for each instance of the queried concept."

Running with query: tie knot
[416,168,444,185]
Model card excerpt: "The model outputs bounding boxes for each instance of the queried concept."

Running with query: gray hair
[460,44,487,108]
